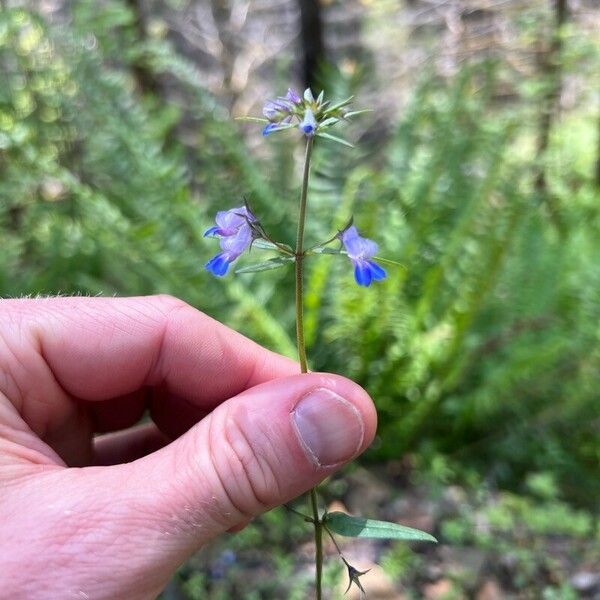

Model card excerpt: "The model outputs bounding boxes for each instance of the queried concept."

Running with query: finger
[3,374,376,598]
[7,295,297,430]
[93,423,172,466]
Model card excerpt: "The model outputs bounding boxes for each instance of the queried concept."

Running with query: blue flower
[341,226,386,287]
[205,206,255,277]
[262,117,292,137]
[299,108,317,136]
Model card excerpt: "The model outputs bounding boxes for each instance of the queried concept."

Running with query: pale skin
[0,295,376,599]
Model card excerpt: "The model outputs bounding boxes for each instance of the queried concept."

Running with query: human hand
[0,295,376,599]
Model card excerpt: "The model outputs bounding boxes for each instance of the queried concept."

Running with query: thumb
[6,373,376,599]
[135,372,377,549]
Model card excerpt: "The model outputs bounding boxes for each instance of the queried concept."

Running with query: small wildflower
[340,225,386,287]
[299,108,317,136]
[204,206,256,276]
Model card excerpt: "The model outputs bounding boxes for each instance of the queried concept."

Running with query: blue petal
[262,122,281,136]
[203,226,221,237]
[368,261,387,281]
[205,254,230,277]
[354,262,372,287]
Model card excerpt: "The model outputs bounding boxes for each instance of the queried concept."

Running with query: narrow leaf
[311,246,346,255]
[316,132,355,148]
[318,117,339,128]
[344,109,373,118]
[235,116,269,123]
[235,256,295,274]
[252,239,292,252]
[324,512,437,543]
[373,256,407,269]
[327,96,354,112]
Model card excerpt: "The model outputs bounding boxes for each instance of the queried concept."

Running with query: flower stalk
[205,87,399,600]
[294,136,323,599]
[294,137,313,374]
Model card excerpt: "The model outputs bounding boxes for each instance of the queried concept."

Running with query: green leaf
[235,116,269,123]
[324,512,437,543]
[252,239,281,251]
[251,238,294,254]
[235,256,295,274]
[373,256,407,269]
[316,132,354,148]
[318,117,339,128]
[311,246,345,255]
[344,109,372,118]
[326,96,354,112]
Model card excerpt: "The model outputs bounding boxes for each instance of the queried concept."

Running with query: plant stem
[294,137,313,374]
[310,487,323,598]
[294,136,323,599]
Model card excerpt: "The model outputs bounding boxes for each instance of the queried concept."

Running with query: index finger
[7,295,297,409]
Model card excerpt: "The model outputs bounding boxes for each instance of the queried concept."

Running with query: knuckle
[207,404,282,520]
[152,294,189,312]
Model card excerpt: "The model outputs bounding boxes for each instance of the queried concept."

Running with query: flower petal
[203,226,221,237]
[341,226,362,258]
[215,206,248,233]
[341,225,379,259]
[286,88,301,104]
[368,261,387,281]
[262,122,285,136]
[220,222,253,257]
[205,254,230,277]
[354,261,373,287]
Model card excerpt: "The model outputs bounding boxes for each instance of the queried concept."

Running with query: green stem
[294,137,313,374]
[310,487,323,598]
[294,137,323,599]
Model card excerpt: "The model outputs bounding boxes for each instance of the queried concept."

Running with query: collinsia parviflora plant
[205,87,436,599]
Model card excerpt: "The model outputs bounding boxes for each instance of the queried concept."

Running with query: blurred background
[1,0,599,598]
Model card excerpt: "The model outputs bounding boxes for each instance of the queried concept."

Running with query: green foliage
[439,482,598,594]
[303,65,600,505]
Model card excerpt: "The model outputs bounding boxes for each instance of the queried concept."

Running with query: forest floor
[164,463,599,599]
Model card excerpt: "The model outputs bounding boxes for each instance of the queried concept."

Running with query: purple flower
[262,89,301,121]
[341,226,386,287]
[299,108,317,137]
[263,99,292,120]
[204,206,255,276]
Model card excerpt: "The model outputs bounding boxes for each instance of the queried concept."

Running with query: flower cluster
[260,87,358,140]
[204,87,386,287]
[204,207,386,287]
[204,206,256,276]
